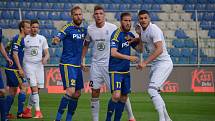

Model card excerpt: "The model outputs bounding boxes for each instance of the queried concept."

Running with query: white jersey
[85,22,117,66]
[140,22,171,63]
[24,34,49,63]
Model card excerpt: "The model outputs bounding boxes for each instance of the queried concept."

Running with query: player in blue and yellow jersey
[0,29,13,121]
[52,6,87,121]
[4,20,31,119]
[105,12,142,121]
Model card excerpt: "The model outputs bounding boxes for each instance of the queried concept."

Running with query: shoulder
[37,34,46,40]
[61,23,75,32]
[105,22,117,29]
[150,23,162,33]
[87,23,96,30]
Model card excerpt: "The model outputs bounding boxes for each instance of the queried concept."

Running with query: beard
[73,19,82,26]
[122,25,131,32]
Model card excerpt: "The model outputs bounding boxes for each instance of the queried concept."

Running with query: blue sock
[0,96,6,121]
[17,92,26,114]
[114,101,125,121]
[55,94,70,121]
[66,97,78,121]
[5,95,15,115]
[106,98,117,121]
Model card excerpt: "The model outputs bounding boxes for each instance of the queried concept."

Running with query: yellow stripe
[111,72,114,91]
[64,65,69,87]
[112,28,121,42]
[60,23,74,35]
[14,71,22,85]
[109,71,130,74]
[4,68,18,71]
[16,35,22,45]
[60,63,81,68]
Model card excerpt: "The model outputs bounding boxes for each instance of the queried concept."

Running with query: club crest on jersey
[73,34,85,39]
[97,42,105,51]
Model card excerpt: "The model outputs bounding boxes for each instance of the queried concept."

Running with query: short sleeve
[42,36,49,49]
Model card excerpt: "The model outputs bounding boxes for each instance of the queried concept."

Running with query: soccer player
[81,5,136,121]
[4,20,31,118]
[52,6,87,121]
[136,10,173,121]
[22,20,50,118]
[105,12,142,121]
[0,29,13,121]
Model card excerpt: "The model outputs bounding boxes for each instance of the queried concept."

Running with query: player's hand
[135,24,141,35]
[81,64,88,72]
[18,69,25,78]
[52,37,60,45]
[136,62,147,70]
[129,56,139,63]
[6,58,13,66]
[42,58,48,65]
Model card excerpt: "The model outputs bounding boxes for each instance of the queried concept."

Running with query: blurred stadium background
[0,0,215,120]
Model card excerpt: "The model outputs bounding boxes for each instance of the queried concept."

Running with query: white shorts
[90,63,110,90]
[149,60,173,90]
[23,62,45,88]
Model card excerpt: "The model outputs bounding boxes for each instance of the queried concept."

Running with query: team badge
[97,42,105,51]
[31,48,38,56]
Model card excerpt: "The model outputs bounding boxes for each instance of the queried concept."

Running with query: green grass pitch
[8,92,215,121]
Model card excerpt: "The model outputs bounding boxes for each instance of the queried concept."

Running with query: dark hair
[71,6,81,15]
[138,10,150,16]
[120,12,131,21]
[18,20,30,32]
[30,20,39,25]
[94,5,104,12]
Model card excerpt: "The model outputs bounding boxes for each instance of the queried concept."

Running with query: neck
[31,33,36,37]
[19,32,25,37]
[96,21,105,28]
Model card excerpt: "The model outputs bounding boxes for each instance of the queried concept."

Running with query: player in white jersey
[81,5,136,121]
[22,20,50,119]
[135,10,173,121]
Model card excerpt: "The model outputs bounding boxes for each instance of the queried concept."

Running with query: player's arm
[52,26,67,44]
[111,48,138,62]
[0,43,13,65]
[81,40,90,64]
[13,50,24,77]
[131,37,143,53]
[42,48,50,65]
[137,41,162,70]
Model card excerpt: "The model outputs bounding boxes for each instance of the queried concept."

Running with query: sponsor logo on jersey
[73,34,85,39]
[122,41,129,48]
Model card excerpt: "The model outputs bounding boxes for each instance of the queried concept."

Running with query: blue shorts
[0,70,4,89]
[59,64,83,90]
[5,69,26,87]
[109,72,131,95]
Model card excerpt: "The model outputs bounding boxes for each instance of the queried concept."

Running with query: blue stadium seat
[108,4,119,11]
[37,12,49,20]
[208,30,215,38]
[119,4,129,10]
[9,20,19,29]
[191,12,204,21]
[52,3,62,9]
[0,2,6,8]
[1,11,13,19]
[189,56,197,64]
[200,21,211,30]
[29,2,42,9]
[60,12,72,21]
[49,48,55,57]
[191,48,206,57]
[129,4,141,10]
[144,0,155,4]
[178,57,189,64]
[186,0,197,4]
[184,38,196,48]
[170,57,177,64]
[18,2,29,8]
[48,12,60,20]
[154,0,165,4]
[197,0,207,3]
[211,21,215,29]
[181,48,191,57]
[175,0,186,4]
[115,12,121,21]
[6,2,17,8]
[150,12,160,21]
[141,4,152,10]
[169,48,180,57]
[41,3,51,9]
[151,4,161,10]
[208,0,215,3]
[13,11,21,20]
[51,29,59,38]
[44,20,55,29]
[175,28,188,39]
[0,20,9,29]
[203,12,214,21]
[63,3,73,10]
[172,39,185,48]
[25,11,37,20]
[201,57,208,64]
[165,0,175,4]
[206,4,215,10]
[55,48,62,57]
[195,4,206,10]
[40,29,51,39]
[183,4,195,11]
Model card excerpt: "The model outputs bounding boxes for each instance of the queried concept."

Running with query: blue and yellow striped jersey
[57,23,87,65]
[0,29,2,43]
[109,28,136,72]
[7,34,25,69]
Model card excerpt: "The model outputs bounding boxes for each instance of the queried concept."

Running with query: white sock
[91,98,99,121]
[27,94,33,109]
[125,97,135,119]
[163,105,172,121]
[32,92,40,111]
[151,95,165,121]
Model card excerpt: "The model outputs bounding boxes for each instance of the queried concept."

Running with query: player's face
[93,9,105,25]
[120,15,131,32]
[23,23,31,35]
[31,23,39,36]
[138,13,150,30]
[72,9,83,26]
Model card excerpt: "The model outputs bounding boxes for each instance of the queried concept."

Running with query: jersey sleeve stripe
[16,35,22,45]
[112,28,121,42]
[60,23,74,35]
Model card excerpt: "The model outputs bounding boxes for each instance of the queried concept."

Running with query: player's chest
[68,29,85,40]
[25,39,42,49]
